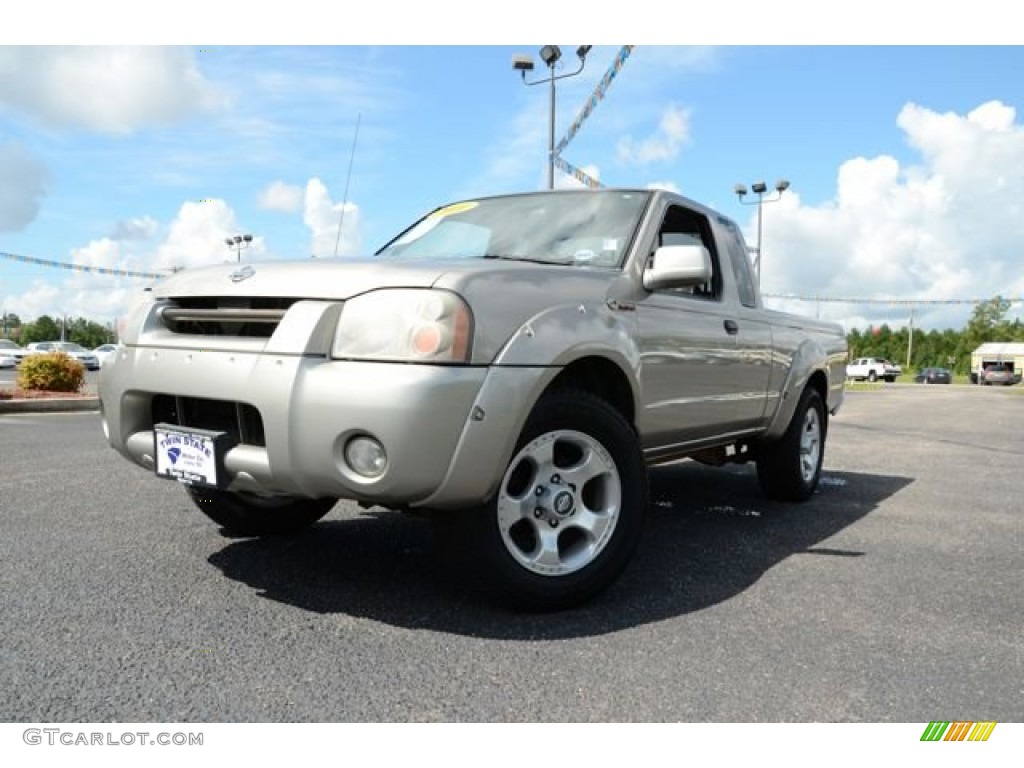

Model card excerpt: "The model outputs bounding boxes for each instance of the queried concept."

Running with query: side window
[718,217,758,308]
[653,205,721,299]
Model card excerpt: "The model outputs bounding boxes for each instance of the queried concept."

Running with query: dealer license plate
[154,424,235,488]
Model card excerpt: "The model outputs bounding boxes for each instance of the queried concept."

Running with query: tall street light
[225,233,253,262]
[513,45,592,190]
[734,179,789,286]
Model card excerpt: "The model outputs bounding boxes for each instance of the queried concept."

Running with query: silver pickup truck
[100,189,847,609]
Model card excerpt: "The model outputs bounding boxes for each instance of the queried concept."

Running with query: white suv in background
[92,344,119,368]
[0,339,28,367]
[25,341,101,370]
[846,357,901,382]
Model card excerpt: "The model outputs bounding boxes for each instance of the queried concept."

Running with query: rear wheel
[185,486,336,536]
[443,390,647,611]
[756,387,826,502]
[867,371,877,382]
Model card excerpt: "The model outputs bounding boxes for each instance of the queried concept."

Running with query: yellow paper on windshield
[429,201,478,219]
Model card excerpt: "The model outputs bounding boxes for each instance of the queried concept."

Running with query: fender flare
[763,337,831,441]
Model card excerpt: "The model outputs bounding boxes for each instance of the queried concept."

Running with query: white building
[970,342,1024,382]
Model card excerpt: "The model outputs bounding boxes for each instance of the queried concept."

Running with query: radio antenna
[333,113,361,258]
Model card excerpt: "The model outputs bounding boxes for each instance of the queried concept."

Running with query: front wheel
[185,486,336,536]
[756,387,826,502]
[450,390,648,611]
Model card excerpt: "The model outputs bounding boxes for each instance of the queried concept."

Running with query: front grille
[159,297,299,338]
[152,394,266,447]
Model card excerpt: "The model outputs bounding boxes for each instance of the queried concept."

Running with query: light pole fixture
[512,45,592,190]
[224,233,253,262]
[734,179,789,286]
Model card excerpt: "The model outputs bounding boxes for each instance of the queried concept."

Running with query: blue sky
[2,19,1024,332]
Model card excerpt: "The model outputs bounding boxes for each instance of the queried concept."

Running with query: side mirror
[643,244,712,291]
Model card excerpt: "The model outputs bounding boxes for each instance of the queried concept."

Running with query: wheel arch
[764,338,834,441]
[489,302,642,427]
[544,355,638,427]
[806,368,829,432]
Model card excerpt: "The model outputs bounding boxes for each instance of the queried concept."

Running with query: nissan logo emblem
[553,491,574,515]
[230,265,256,283]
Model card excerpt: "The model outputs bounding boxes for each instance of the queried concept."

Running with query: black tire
[444,389,648,611]
[756,386,826,502]
[867,371,877,382]
[185,486,336,536]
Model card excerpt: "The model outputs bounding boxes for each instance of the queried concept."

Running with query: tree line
[1,313,116,350]
[846,297,1023,374]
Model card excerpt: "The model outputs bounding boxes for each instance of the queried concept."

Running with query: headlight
[331,289,473,363]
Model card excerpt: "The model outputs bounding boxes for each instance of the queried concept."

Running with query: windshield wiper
[481,254,575,266]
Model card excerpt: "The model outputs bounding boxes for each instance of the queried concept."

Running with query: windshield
[56,343,87,353]
[376,190,650,268]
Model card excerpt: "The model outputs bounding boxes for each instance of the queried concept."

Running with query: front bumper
[100,345,553,509]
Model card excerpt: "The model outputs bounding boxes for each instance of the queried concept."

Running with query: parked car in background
[25,341,101,370]
[0,351,16,369]
[913,367,952,385]
[0,339,28,365]
[92,344,119,368]
[982,364,1017,386]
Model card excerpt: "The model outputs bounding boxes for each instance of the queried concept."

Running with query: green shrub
[16,352,86,392]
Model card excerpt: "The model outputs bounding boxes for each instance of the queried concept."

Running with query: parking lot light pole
[734,179,789,286]
[513,45,592,190]
[225,234,253,262]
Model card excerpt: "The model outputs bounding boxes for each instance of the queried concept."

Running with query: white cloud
[7,281,60,323]
[111,216,158,241]
[65,240,140,320]
[3,198,268,322]
[0,47,224,135]
[631,46,722,73]
[6,238,159,323]
[555,164,601,189]
[617,104,691,165]
[473,101,550,194]
[71,238,123,271]
[258,180,303,213]
[754,99,1024,330]
[647,180,681,194]
[304,178,361,258]
[0,140,48,232]
[153,199,265,271]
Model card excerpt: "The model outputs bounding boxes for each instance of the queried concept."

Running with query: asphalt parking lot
[0,385,1020,722]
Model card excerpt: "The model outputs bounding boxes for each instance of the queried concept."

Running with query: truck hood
[151,258,450,300]
[149,256,626,364]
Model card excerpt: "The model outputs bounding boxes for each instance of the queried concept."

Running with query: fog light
[344,436,387,478]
